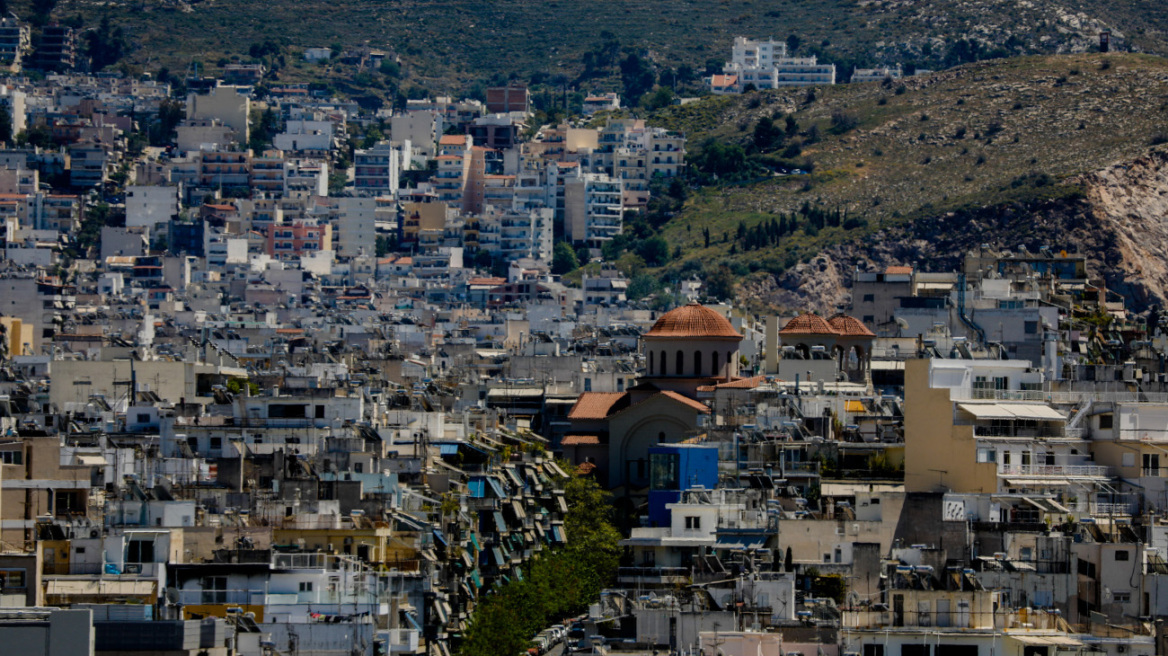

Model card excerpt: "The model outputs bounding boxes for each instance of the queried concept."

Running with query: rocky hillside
[729,149,1168,315]
[647,53,1168,314]
[17,0,1168,88]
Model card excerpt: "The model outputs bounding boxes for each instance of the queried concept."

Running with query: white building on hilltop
[718,36,836,92]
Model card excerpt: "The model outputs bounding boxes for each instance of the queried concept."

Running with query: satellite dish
[164,587,180,605]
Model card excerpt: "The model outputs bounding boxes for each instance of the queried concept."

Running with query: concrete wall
[0,608,94,656]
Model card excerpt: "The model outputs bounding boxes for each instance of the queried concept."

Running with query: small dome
[828,314,876,337]
[645,302,742,339]
[779,313,838,335]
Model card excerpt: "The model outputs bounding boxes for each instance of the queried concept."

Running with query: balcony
[617,566,689,586]
[998,464,1109,478]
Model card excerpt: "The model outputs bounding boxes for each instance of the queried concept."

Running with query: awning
[555,494,569,513]
[1008,635,1083,647]
[469,533,481,552]
[845,400,866,413]
[432,528,448,547]
[1000,404,1066,420]
[402,611,422,632]
[503,467,524,488]
[487,477,507,498]
[460,550,474,568]
[492,547,506,566]
[958,403,1017,419]
[510,499,527,520]
[75,454,108,466]
[715,533,768,550]
[551,525,566,544]
[492,511,507,534]
[958,403,1065,420]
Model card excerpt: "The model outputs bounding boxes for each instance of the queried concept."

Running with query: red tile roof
[645,302,742,340]
[884,265,913,275]
[562,435,601,446]
[711,375,768,390]
[828,314,876,337]
[779,313,838,335]
[576,461,598,476]
[658,390,711,414]
[568,392,627,420]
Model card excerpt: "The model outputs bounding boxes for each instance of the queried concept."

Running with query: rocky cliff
[744,148,1168,315]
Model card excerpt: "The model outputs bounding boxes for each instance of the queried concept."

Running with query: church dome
[828,313,876,337]
[779,313,838,336]
[645,302,742,340]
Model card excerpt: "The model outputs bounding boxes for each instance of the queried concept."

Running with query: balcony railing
[998,464,1109,477]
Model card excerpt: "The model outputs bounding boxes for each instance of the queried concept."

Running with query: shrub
[830,111,859,133]
[1151,134,1168,146]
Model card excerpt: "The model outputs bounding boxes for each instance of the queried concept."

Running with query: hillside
[642,53,1168,313]
[12,0,1168,91]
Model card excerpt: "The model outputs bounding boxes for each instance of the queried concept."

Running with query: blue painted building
[647,443,718,527]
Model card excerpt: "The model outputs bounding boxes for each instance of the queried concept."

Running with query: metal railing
[951,388,1168,404]
[999,464,1109,477]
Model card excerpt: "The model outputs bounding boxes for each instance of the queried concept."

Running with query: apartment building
[265,218,332,260]
[720,36,836,91]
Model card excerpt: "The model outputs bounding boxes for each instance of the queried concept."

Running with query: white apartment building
[476,207,553,263]
[353,141,403,196]
[333,196,377,260]
[721,36,836,91]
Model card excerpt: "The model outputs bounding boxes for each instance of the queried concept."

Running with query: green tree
[626,273,660,301]
[459,472,620,656]
[85,15,129,71]
[704,264,736,301]
[753,116,784,152]
[551,241,579,275]
[635,236,670,267]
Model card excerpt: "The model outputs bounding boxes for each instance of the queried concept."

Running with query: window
[649,351,655,375]
[0,569,26,589]
[127,539,155,563]
[676,351,684,375]
[1144,453,1160,476]
[0,451,22,465]
[977,448,996,463]
[694,351,702,376]
[75,547,85,554]
[649,452,679,491]
[210,437,223,451]
[712,351,720,376]
[862,294,875,302]
[660,350,667,375]
[1115,550,1130,561]
[299,581,313,592]
[136,413,151,424]
[684,516,701,530]
[584,378,592,392]
[1113,592,1132,603]
[201,576,227,604]
[1123,452,1136,467]
[1024,321,1039,334]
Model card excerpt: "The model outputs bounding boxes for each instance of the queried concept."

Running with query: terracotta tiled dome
[645,302,742,339]
[779,313,838,335]
[828,314,876,337]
